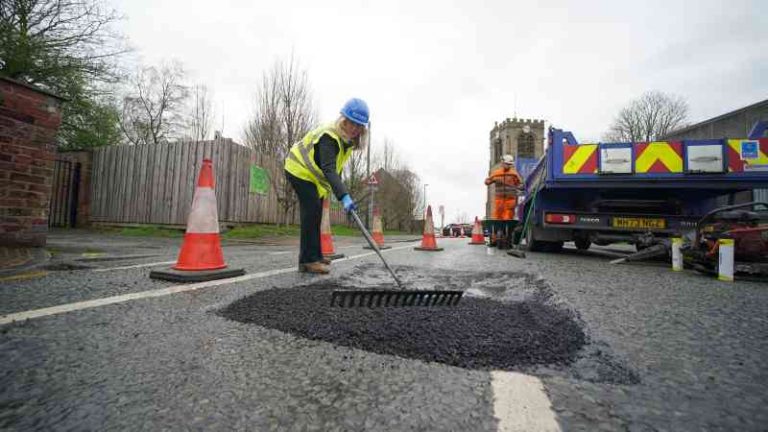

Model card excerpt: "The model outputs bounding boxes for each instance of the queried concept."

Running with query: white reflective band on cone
[186,188,219,234]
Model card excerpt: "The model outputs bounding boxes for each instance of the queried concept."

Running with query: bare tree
[0,0,129,149]
[343,138,368,201]
[119,61,188,145]
[187,84,214,141]
[382,138,398,171]
[604,91,689,142]
[244,56,316,225]
[453,211,470,224]
[0,0,126,87]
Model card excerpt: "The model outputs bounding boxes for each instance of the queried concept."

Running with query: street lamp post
[366,122,372,230]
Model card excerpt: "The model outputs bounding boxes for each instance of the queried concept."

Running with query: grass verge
[93,224,414,240]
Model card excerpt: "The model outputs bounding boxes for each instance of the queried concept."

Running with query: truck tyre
[526,223,564,253]
[575,238,591,250]
[525,224,546,252]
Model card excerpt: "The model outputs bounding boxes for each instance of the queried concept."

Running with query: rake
[330,209,464,308]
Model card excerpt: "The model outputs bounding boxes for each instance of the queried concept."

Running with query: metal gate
[49,160,80,227]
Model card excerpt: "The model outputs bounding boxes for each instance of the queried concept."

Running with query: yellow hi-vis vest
[284,124,354,198]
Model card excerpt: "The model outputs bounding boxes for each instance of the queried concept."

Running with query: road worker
[284,98,369,274]
[485,154,523,220]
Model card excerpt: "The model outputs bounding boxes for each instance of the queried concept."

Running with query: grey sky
[113,0,767,223]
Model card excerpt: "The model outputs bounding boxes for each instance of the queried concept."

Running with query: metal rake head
[330,290,464,308]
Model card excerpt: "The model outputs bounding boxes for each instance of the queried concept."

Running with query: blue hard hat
[340,98,369,126]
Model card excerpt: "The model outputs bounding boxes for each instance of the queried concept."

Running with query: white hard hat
[501,154,515,164]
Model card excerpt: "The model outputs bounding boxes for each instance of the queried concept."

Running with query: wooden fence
[90,139,347,226]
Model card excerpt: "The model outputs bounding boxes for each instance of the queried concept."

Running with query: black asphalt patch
[219,278,587,371]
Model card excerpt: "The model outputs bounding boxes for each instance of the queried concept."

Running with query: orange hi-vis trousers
[492,197,518,220]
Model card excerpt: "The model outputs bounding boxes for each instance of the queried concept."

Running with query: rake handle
[349,209,404,289]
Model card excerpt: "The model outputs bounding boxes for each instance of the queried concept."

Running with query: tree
[118,62,188,145]
[0,0,128,149]
[187,84,214,141]
[343,137,368,203]
[605,91,689,142]
[244,56,316,225]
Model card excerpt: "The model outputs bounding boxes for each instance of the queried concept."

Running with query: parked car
[441,224,473,237]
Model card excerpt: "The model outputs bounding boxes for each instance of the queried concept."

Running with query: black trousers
[285,171,323,264]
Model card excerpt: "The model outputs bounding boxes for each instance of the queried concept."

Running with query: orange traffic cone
[321,198,344,260]
[363,207,391,250]
[150,159,245,282]
[414,205,443,252]
[469,217,485,245]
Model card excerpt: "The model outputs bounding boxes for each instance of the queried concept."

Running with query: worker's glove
[341,194,357,213]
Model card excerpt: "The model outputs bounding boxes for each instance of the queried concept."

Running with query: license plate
[612,217,666,229]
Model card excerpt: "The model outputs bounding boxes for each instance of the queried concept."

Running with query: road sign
[367,175,378,186]
[741,141,758,160]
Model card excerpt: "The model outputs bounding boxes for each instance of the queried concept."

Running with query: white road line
[92,261,177,272]
[0,244,416,326]
[491,371,561,432]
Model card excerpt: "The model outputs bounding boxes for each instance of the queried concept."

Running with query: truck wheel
[525,224,546,252]
[575,238,591,251]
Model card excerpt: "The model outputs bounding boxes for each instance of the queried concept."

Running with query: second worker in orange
[485,154,523,220]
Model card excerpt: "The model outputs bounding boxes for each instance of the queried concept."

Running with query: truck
[518,121,768,252]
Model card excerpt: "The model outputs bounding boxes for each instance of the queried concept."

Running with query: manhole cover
[220,269,587,370]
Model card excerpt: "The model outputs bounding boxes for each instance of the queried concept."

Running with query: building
[663,98,768,203]
[0,77,65,247]
[371,168,420,233]
[486,118,545,218]
[663,99,768,141]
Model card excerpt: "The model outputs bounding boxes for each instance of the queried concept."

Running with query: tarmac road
[1,231,766,431]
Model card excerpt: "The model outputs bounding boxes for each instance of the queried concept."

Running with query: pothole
[220,265,590,371]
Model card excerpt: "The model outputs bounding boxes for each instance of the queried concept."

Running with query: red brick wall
[0,78,63,247]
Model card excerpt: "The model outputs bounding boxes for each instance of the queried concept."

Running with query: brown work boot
[320,258,332,265]
[298,262,329,274]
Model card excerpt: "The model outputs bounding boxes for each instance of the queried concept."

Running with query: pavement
[1,230,766,431]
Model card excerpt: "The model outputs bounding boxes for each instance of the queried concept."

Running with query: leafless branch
[604,91,689,142]
[118,62,188,145]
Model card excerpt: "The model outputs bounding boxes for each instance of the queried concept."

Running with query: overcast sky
[112,0,767,224]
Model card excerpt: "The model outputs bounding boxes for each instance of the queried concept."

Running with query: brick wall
[0,77,64,247]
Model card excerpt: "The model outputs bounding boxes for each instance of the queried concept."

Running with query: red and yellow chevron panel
[634,141,683,173]
[562,144,597,174]
[727,138,768,172]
